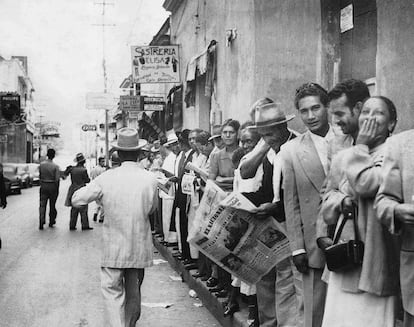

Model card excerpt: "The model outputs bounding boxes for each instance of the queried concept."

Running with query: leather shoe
[39,224,44,230]
[206,277,218,288]
[49,223,55,228]
[82,227,93,230]
[209,285,224,293]
[191,272,205,279]
[200,275,209,281]
[69,227,77,231]
[183,258,194,265]
[215,289,228,298]
[223,303,239,317]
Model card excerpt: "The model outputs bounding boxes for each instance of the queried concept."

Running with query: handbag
[324,204,364,272]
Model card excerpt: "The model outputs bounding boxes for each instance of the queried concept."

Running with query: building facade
[161,0,414,133]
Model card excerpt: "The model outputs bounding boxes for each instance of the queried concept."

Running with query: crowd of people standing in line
[137,78,412,327]
[3,77,412,327]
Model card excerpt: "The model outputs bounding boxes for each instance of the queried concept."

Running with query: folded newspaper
[188,181,290,285]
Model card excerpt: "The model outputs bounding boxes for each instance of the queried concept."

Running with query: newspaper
[189,185,291,285]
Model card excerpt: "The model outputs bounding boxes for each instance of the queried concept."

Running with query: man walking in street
[39,148,60,230]
[64,153,92,231]
[71,128,158,327]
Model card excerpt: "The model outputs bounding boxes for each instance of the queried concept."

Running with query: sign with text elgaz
[131,45,180,84]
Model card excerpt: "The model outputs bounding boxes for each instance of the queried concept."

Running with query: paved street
[0,180,219,327]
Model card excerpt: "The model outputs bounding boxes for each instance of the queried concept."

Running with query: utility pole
[93,0,115,167]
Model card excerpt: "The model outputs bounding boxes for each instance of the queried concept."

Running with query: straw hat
[208,125,222,141]
[111,127,147,151]
[251,102,295,130]
[164,129,179,146]
[74,153,86,163]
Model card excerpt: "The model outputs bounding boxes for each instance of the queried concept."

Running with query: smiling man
[281,83,334,327]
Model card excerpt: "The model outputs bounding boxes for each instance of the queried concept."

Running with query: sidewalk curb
[153,235,250,327]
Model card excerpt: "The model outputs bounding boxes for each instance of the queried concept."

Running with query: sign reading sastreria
[131,45,180,84]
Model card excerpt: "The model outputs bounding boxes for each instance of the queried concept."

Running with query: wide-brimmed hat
[251,102,295,130]
[111,127,147,151]
[208,125,222,141]
[74,152,86,163]
[164,129,179,146]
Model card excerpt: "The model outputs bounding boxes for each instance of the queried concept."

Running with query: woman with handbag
[319,96,400,327]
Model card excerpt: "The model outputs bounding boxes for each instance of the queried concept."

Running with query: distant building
[0,56,36,163]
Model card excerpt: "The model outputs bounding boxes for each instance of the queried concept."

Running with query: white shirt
[309,126,335,175]
[72,162,158,268]
[162,151,176,175]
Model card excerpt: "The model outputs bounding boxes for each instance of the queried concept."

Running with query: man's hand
[293,253,309,274]
[254,202,277,219]
[317,237,333,251]
[341,196,354,216]
[168,176,179,183]
[356,117,378,148]
[395,203,414,224]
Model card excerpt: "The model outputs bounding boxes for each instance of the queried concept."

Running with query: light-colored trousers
[101,267,144,327]
[161,193,177,243]
[302,268,326,327]
[256,257,304,327]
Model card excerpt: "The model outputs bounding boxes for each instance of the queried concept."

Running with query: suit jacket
[0,173,6,206]
[65,165,90,207]
[281,131,326,268]
[321,144,399,296]
[375,130,414,314]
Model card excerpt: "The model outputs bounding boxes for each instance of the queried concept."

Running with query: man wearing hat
[39,148,60,230]
[72,127,158,327]
[243,98,301,327]
[64,152,92,231]
[209,124,225,156]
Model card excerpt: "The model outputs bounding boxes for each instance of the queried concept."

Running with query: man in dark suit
[65,153,92,231]
[39,148,60,230]
[0,163,7,210]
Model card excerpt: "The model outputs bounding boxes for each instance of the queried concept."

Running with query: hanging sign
[340,4,353,33]
[131,45,180,84]
[120,95,142,111]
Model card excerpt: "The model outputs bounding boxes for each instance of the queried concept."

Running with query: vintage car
[2,164,22,195]
[27,163,40,186]
[15,164,32,188]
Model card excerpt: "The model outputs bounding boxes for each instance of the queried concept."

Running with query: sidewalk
[153,234,252,327]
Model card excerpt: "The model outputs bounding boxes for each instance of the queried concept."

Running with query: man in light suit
[375,129,414,327]
[281,83,334,327]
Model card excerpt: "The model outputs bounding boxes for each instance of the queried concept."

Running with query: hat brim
[111,139,148,151]
[164,139,178,146]
[208,134,221,141]
[250,114,295,130]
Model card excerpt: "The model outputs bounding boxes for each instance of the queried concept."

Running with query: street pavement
[0,180,219,327]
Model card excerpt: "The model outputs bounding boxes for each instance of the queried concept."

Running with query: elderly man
[243,99,302,327]
[72,128,158,327]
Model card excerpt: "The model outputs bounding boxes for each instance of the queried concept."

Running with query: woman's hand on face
[356,117,378,148]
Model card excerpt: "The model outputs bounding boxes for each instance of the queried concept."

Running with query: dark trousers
[179,204,190,259]
[70,205,89,229]
[154,197,163,235]
[198,253,212,277]
[39,183,59,225]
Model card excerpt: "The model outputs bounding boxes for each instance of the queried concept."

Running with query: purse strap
[332,203,360,244]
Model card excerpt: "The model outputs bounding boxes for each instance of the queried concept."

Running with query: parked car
[2,164,22,195]
[15,164,32,188]
[27,163,40,186]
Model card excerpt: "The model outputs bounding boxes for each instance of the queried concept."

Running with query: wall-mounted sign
[143,96,165,111]
[120,95,142,111]
[0,93,21,122]
[131,45,180,84]
[86,92,117,110]
[340,4,353,33]
[81,124,97,132]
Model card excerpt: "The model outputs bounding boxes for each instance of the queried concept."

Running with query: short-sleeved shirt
[209,147,239,192]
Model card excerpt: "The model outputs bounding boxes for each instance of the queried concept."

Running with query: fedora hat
[164,129,179,146]
[208,125,222,141]
[112,127,147,151]
[74,152,86,163]
[251,102,295,130]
